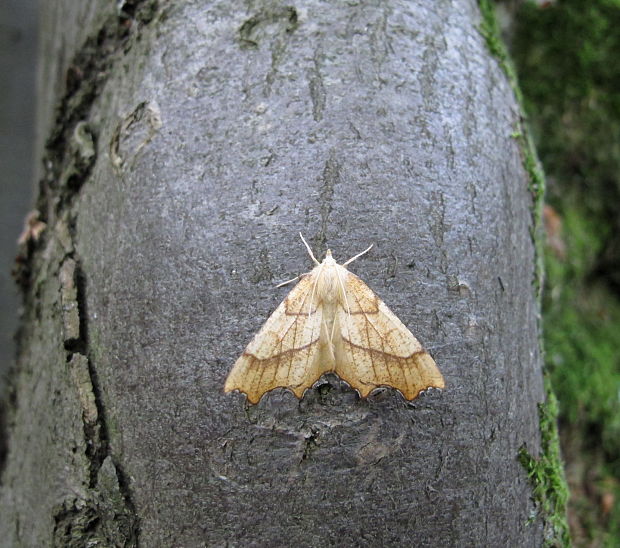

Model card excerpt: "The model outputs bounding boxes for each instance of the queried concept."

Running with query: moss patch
[519,378,571,546]
[478,0,521,102]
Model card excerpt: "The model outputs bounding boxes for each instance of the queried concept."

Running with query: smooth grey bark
[1,0,546,546]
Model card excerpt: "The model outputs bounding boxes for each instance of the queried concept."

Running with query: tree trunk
[1,0,547,545]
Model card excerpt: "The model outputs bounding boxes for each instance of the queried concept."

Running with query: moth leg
[276,275,299,288]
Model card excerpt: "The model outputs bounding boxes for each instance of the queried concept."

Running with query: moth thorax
[318,266,341,303]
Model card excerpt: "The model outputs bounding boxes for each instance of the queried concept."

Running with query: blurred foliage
[543,202,620,545]
[514,0,620,286]
[544,205,620,458]
[512,0,620,544]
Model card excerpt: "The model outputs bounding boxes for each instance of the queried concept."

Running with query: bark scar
[110,100,162,175]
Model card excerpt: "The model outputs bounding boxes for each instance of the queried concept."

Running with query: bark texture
[1,0,546,545]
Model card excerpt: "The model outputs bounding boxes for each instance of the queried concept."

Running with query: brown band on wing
[340,287,415,394]
[341,336,427,360]
[338,298,379,314]
[340,338,425,397]
[242,340,320,403]
[241,339,319,362]
[334,346,444,400]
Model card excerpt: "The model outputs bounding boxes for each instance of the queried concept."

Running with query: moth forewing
[223,274,326,404]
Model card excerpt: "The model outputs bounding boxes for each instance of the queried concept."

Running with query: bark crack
[308,46,326,122]
[316,150,341,251]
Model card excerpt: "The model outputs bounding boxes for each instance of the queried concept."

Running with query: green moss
[478,0,521,102]
[478,1,570,543]
[516,129,547,295]
[519,377,571,547]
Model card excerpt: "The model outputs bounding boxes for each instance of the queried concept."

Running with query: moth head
[323,249,337,265]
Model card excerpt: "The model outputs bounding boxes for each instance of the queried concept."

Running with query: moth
[225,234,445,404]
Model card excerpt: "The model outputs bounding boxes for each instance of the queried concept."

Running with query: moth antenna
[343,243,373,266]
[328,315,337,348]
[326,318,336,361]
[335,266,351,318]
[334,266,351,343]
[299,232,320,266]
[307,263,323,350]
[308,260,324,317]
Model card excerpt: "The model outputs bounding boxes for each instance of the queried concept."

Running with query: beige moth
[225,234,445,404]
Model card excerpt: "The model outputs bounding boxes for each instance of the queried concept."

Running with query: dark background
[0,0,37,397]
